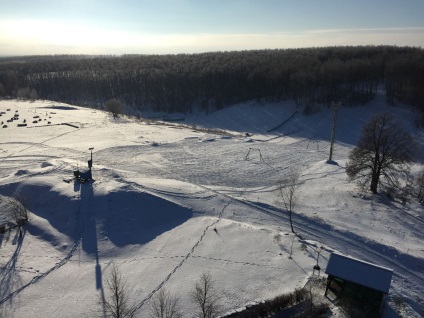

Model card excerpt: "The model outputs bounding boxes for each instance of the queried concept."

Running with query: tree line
[0,46,423,113]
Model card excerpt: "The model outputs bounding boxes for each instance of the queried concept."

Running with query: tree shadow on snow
[0,229,25,303]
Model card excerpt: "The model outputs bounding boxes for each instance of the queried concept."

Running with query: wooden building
[325,252,393,317]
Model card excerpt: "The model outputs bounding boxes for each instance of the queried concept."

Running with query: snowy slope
[0,98,423,317]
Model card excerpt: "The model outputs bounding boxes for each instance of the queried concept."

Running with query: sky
[0,0,424,56]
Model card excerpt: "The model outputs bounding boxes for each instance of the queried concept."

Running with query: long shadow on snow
[0,230,25,302]
[0,182,80,247]
[100,190,193,247]
[0,181,193,250]
[78,182,107,317]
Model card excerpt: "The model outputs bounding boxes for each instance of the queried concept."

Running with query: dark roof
[325,252,393,294]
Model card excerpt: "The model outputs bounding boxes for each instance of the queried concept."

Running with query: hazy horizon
[1,0,423,56]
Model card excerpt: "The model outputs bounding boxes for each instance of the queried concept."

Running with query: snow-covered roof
[325,252,393,294]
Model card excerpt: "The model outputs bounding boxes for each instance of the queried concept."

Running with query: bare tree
[4,196,29,236]
[346,113,414,194]
[149,289,181,318]
[105,98,125,118]
[277,170,301,234]
[104,263,137,318]
[190,273,221,318]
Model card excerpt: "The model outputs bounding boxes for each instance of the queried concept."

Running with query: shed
[325,252,393,317]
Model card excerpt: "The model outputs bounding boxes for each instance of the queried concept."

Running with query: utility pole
[87,147,94,181]
[328,102,341,162]
[88,147,94,169]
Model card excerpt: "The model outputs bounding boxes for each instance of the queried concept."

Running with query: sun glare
[1,19,423,55]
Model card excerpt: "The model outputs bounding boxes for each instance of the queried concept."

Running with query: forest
[0,46,423,114]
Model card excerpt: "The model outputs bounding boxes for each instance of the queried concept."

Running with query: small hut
[325,252,393,317]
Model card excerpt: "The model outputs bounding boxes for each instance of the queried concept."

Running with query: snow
[0,97,423,317]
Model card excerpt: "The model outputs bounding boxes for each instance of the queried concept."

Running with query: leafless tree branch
[190,273,221,318]
[149,289,181,318]
[277,170,301,233]
[104,263,137,318]
[346,113,414,194]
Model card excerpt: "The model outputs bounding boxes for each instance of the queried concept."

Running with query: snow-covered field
[0,96,423,317]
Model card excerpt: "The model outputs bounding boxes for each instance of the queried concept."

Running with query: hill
[0,97,423,317]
